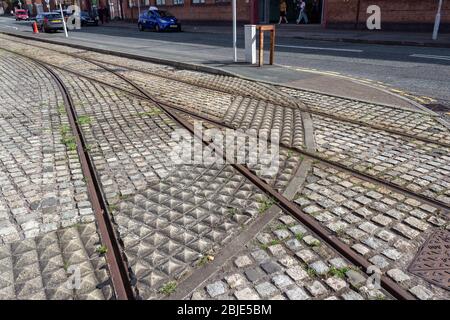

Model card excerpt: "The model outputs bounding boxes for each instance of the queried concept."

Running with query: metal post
[59,1,68,37]
[232,0,237,62]
[137,0,140,17]
[432,0,443,40]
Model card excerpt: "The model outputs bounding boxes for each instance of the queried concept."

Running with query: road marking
[0,25,19,30]
[275,44,363,53]
[410,54,450,61]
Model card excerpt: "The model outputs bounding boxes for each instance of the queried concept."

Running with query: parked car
[34,13,64,33]
[14,9,29,21]
[51,10,70,21]
[138,9,181,32]
[80,11,99,26]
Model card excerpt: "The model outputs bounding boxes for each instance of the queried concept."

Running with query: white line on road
[0,25,19,30]
[275,44,363,53]
[410,54,450,61]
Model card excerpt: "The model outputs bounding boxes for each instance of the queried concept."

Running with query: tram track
[21,56,135,300]
[3,47,423,299]
[3,45,448,214]
[1,34,449,149]
[4,45,450,214]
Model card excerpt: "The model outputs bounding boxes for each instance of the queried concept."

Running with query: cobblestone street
[0,33,448,301]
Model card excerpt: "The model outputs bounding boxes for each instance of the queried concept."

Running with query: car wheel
[138,23,144,31]
[155,24,160,32]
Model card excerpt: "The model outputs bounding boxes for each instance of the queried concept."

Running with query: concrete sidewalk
[101,20,450,48]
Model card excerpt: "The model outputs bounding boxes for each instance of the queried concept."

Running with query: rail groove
[90,58,418,300]
[27,56,135,300]
[4,44,446,300]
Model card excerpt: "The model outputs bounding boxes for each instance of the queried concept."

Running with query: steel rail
[2,46,439,299]
[3,35,449,149]
[11,52,135,300]
[88,59,417,300]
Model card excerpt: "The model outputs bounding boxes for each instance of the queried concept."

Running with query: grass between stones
[159,281,177,296]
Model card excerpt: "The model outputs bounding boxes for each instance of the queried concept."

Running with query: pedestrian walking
[296,0,308,24]
[278,0,288,24]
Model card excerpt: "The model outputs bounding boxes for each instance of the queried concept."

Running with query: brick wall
[324,0,450,31]
[121,0,251,23]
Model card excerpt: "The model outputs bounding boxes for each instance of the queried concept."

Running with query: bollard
[32,21,39,34]
[244,25,256,64]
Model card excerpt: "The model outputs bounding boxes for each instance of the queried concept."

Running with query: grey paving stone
[352,243,370,256]
[234,255,253,268]
[278,256,298,268]
[382,248,402,261]
[368,255,390,269]
[409,285,434,300]
[346,270,366,288]
[255,282,278,298]
[251,249,270,262]
[306,280,328,297]
[341,290,364,300]
[285,286,310,300]
[286,265,309,282]
[225,273,247,289]
[362,237,384,250]
[257,233,272,245]
[206,281,227,298]
[329,257,349,269]
[325,276,348,292]
[387,269,411,283]
[233,287,259,300]
[244,268,265,283]
[303,235,321,247]
[272,274,294,289]
[268,244,287,257]
[295,249,319,263]
[393,223,420,239]
[279,215,297,225]
[377,230,396,242]
[285,238,303,251]
[289,224,307,235]
[273,229,291,240]
[309,260,330,275]
[260,261,282,274]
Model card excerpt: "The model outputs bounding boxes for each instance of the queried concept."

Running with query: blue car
[138,9,181,32]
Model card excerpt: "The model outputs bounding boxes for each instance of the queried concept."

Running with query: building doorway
[259,0,323,24]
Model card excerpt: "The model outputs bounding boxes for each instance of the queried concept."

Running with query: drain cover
[408,230,450,291]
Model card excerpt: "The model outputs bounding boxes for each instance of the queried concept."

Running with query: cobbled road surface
[0,34,448,300]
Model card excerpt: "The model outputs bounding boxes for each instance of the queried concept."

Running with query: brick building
[3,0,449,32]
[323,0,450,32]
[108,0,450,32]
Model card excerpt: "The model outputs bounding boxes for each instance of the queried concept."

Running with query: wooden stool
[256,25,275,67]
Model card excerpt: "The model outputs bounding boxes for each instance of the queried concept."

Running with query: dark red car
[15,9,29,21]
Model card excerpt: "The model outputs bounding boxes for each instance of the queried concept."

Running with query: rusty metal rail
[3,45,438,300]
[26,57,135,300]
[86,59,418,300]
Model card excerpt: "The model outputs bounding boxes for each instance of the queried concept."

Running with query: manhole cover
[408,230,450,291]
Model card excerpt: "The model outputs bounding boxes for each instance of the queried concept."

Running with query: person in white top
[296,0,308,24]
